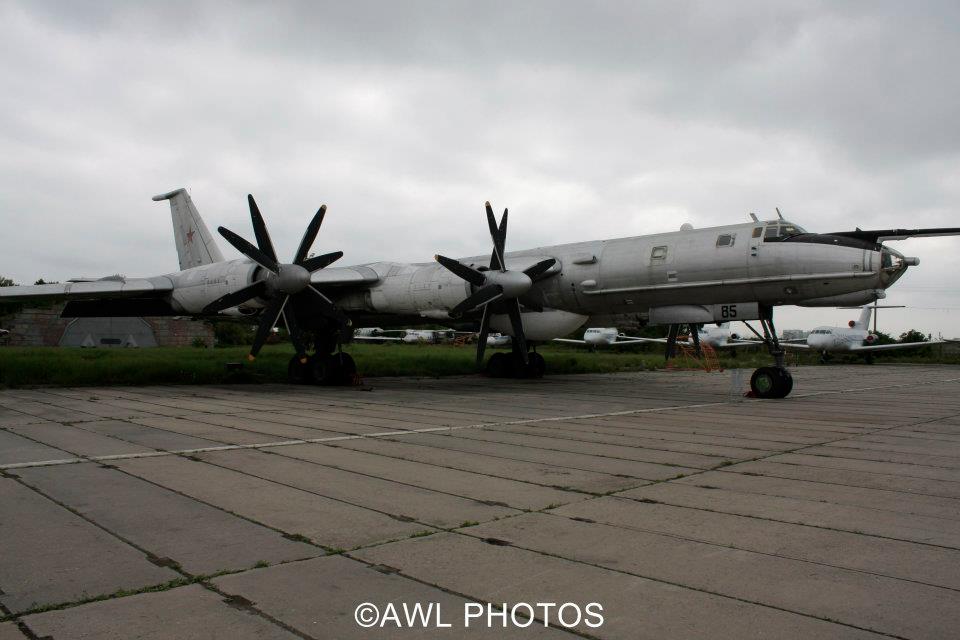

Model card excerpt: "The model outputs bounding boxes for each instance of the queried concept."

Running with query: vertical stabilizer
[855,306,873,329]
[152,188,225,270]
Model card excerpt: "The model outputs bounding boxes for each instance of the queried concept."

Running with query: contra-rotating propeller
[203,195,348,362]
[435,202,556,368]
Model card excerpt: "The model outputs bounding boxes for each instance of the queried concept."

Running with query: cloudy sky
[2,1,958,336]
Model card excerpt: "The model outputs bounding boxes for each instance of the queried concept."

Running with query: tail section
[152,188,225,270]
[854,306,873,329]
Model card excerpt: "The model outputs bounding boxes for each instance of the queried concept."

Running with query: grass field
[0,342,956,388]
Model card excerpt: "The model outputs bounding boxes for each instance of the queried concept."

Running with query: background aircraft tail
[152,188,225,270]
[854,306,873,329]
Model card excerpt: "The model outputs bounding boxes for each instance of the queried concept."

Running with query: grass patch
[0,342,957,388]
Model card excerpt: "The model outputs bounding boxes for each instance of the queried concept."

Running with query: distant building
[0,303,213,347]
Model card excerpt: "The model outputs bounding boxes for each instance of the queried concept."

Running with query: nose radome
[277,264,311,294]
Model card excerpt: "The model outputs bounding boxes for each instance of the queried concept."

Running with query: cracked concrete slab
[0,477,177,614]
[112,455,427,549]
[197,448,519,528]
[15,463,321,575]
[214,554,571,639]
[461,512,959,639]
[549,496,960,590]
[21,584,299,640]
[354,532,885,639]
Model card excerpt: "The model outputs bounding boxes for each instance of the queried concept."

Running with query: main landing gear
[485,339,546,379]
[743,307,794,399]
[286,331,357,385]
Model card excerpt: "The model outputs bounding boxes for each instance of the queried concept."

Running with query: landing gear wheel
[334,352,357,384]
[773,367,793,397]
[527,352,546,379]
[750,366,792,399]
[486,352,510,378]
[308,352,355,386]
[287,355,312,384]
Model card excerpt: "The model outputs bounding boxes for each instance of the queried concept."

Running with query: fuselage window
[752,227,763,238]
[650,246,668,264]
[716,234,735,247]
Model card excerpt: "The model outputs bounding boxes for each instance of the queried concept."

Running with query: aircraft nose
[879,247,910,288]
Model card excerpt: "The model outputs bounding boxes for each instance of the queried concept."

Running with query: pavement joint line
[534,507,960,593]
[0,400,728,470]
[443,527,910,640]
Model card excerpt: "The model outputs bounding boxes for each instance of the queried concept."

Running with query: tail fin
[152,188,225,270]
[855,306,873,329]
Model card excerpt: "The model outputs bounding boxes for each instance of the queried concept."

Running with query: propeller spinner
[203,195,347,362]
[435,202,556,368]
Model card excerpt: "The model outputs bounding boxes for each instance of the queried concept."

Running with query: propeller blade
[506,299,528,364]
[450,283,503,317]
[524,258,557,281]
[476,305,491,367]
[294,205,327,265]
[247,195,278,262]
[305,285,350,325]
[485,202,506,271]
[249,295,287,360]
[202,280,268,314]
[280,303,308,362]
[435,254,486,287]
[218,226,279,273]
[301,250,343,273]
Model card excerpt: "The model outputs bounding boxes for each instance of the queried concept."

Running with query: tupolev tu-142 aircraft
[2,188,958,398]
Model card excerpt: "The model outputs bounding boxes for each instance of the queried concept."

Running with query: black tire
[750,367,779,399]
[334,352,357,384]
[486,352,510,378]
[309,354,338,385]
[311,352,357,385]
[287,355,313,384]
[527,352,546,379]
[773,367,793,397]
[751,366,792,399]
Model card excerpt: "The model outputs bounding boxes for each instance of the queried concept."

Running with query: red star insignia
[186,228,195,244]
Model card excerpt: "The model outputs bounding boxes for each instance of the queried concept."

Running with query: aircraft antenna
[749,212,759,222]
[776,207,784,221]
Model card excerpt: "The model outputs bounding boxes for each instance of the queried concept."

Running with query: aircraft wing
[849,340,944,352]
[617,336,667,345]
[773,341,812,350]
[310,266,380,287]
[0,277,174,301]
[353,335,402,342]
[552,338,588,345]
[827,227,960,243]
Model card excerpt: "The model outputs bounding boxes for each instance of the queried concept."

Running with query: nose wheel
[750,366,793,399]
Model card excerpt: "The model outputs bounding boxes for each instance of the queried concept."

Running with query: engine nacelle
[489,309,588,341]
[865,333,877,344]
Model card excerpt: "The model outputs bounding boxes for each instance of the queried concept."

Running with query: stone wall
[0,303,214,347]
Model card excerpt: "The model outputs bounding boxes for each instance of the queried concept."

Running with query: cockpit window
[763,222,806,241]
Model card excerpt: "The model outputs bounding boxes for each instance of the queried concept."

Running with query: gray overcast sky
[1,1,958,336]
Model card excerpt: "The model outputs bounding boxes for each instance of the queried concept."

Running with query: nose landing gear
[743,307,793,399]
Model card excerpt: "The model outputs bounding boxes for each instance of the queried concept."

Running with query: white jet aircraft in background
[779,306,944,361]
[554,323,751,350]
[553,327,655,348]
